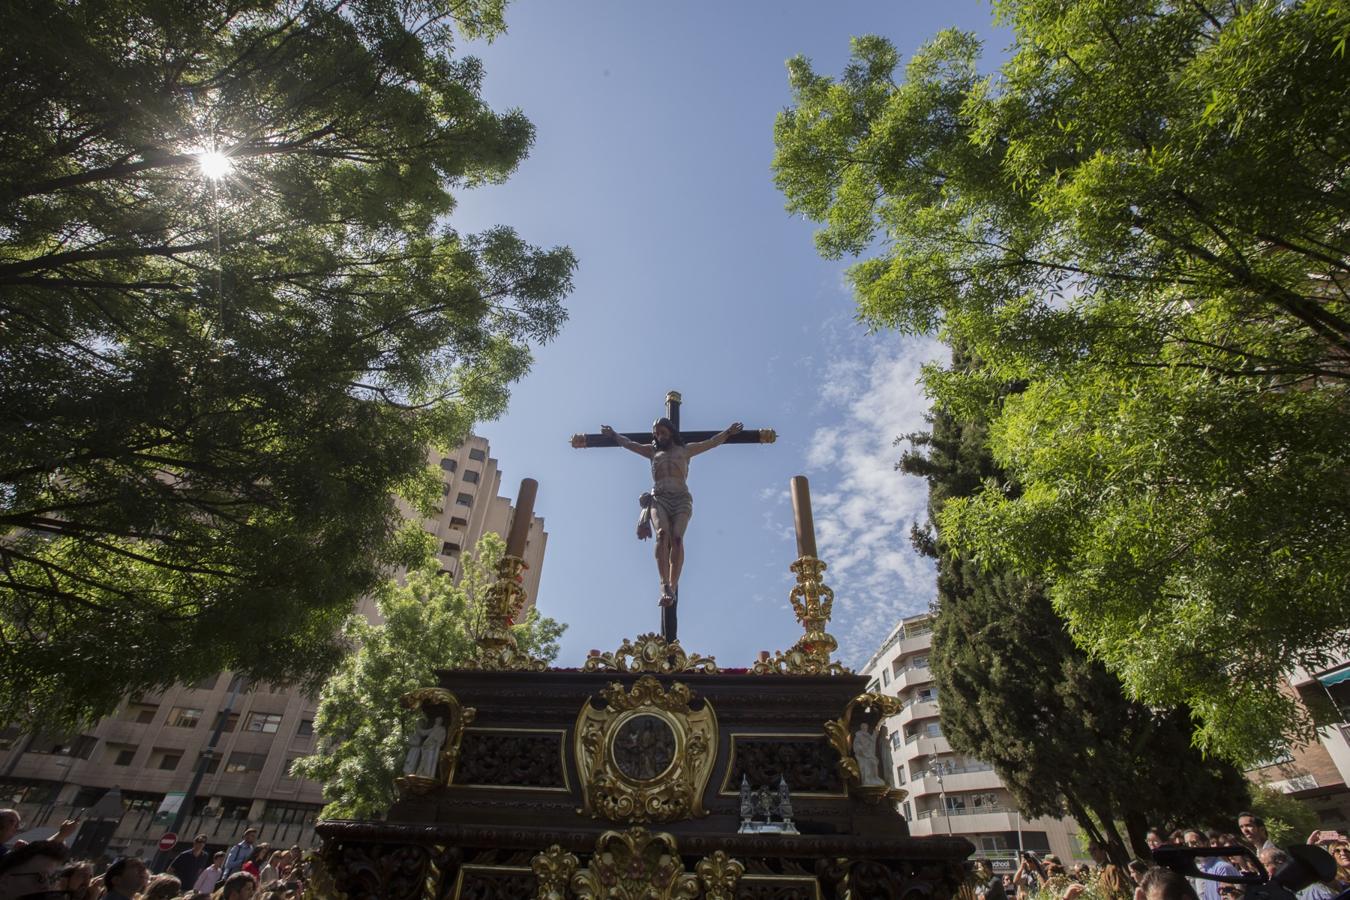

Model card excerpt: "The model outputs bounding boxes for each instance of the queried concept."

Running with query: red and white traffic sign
[158,833,178,852]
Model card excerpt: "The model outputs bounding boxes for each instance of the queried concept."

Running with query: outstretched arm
[601,425,654,458]
[687,422,743,457]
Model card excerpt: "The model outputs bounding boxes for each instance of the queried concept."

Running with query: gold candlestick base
[467,555,547,671]
[751,555,850,676]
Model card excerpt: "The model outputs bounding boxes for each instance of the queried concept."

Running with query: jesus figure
[600,417,742,606]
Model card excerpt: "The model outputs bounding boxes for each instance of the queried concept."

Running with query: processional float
[310,391,973,900]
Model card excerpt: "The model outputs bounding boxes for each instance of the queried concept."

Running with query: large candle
[505,478,538,559]
[790,475,818,559]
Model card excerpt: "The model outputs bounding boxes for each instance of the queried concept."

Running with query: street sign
[158,833,178,852]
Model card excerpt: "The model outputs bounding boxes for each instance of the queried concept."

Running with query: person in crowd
[1326,841,1350,889]
[1197,831,1242,900]
[1086,840,1133,900]
[103,858,149,900]
[193,853,226,897]
[1170,831,1187,846]
[1128,860,1150,886]
[168,837,212,892]
[974,860,1006,900]
[223,831,256,878]
[214,871,256,900]
[256,848,278,888]
[55,861,94,900]
[1259,848,1290,881]
[1136,866,1200,900]
[1238,814,1276,855]
[241,845,270,883]
[1148,831,1167,852]
[140,873,181,900]
[1013,851,1044,898]
[0,840,69,900]
[0,810,79,859]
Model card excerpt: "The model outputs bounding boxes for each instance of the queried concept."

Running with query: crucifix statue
[571,391,776,642]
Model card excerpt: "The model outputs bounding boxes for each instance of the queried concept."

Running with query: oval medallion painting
[611,713,676,781]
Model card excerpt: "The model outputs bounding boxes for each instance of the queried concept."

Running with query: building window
[245,712,283,734]
[890,731,902,750]
[122,791,165,813]
[263,801,322,825]
[197,751,220,775]
[866,680,879,694]
[154,750,182,771]
[450,516,468,528]
[462,469,480,484]
[456,493,472,507]
[297,719,314,737]
[217,797,252,819]
[128,703,159,724]
[882,668,891,686]
[468,448,485,462]
[167,707,203,728]
[441,541,461,556]
[895,765,906,784]
[192,674,219,691]
[224,752,267,774]
[226,674,252,694]
[109,746,136,767]
[439,458,457,472]
[212,711,240,733]
[913,655,930,669]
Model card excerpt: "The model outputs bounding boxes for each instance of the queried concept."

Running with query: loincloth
[650,487,693,523]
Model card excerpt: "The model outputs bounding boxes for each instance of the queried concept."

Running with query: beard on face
[655,433,672,450]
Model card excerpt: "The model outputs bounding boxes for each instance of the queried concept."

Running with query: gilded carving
[751,556,850,676]
[823,692,908,804]
[574,676,717,823]
[303,851,347,900]
[696,850,746,900]
[570,828,700,900]
[396,688,476,794]
[531,845,578,900]
[465,555,548,671]
[582,632,718,675]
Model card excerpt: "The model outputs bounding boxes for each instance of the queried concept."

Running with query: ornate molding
[581,632,719,675]
[465,555,548,671]
[396,688,476,794]
[823,692,908,804]
[696,850,747,900]
[574,676,717,823]
[304,850,347,900]
[572,828,700,899]
[530,830,745,900]
[532,845,578,900]
[751,556,850,676]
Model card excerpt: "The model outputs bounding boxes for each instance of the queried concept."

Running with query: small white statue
[739,775,754,821]
[403,715,447,779]
[852,720,885,787]
[876,724,897,788]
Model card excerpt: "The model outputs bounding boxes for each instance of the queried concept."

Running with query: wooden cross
[571,390,776,643]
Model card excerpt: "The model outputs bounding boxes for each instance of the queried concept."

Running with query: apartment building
[0,435,546,860]
[1248,658,1350,829]
[860,612,1086,870]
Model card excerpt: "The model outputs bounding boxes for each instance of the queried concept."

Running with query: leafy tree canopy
[774,0,1350,763]
[291,532,565,819]
[905,378,1247,866]
[0,0,574,729]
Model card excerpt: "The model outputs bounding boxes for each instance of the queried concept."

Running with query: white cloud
[804,334,947,666]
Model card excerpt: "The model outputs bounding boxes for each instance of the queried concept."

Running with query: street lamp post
[927,753,949,835]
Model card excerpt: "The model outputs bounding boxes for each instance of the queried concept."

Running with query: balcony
[909,767,1003,798]
[909,805,1022,836]
[900,699,940,725]
[893,664,934,692]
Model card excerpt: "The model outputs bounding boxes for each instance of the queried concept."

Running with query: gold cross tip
[665,390,682,404]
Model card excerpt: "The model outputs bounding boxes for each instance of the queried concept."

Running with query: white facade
[860,612,1087,868]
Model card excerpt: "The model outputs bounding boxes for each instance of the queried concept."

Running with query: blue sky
[450,1,1008,668]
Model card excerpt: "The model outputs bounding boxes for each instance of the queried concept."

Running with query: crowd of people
[974,814,1350,900]
[0,815,311,900]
